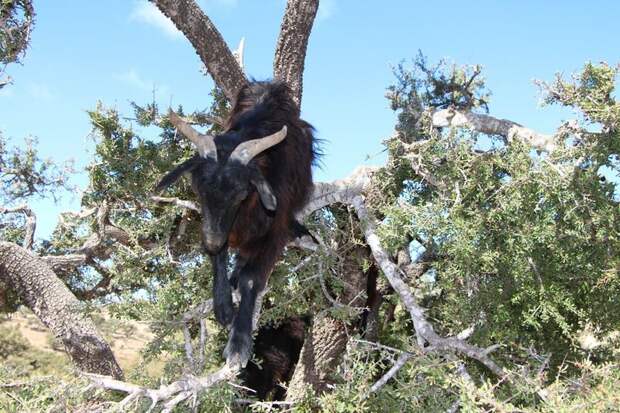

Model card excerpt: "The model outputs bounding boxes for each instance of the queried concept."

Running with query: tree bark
[273,0,319,106]
[286,242,369,401]
[151,0,247,103]
[432,108,556,152]
[0,241,123,379]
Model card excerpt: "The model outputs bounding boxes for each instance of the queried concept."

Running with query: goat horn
[228,126,288,165]
[169,110,218,160]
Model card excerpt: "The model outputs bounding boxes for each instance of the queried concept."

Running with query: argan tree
[1,1,620,412]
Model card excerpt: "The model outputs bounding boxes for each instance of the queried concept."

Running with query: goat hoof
[223,333,253,368]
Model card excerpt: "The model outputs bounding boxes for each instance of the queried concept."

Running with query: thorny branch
[369,352,413,393]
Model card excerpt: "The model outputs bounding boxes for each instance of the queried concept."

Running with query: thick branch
[432,108,556,152]
[0,242,122,379]
[296,165,377,220]
[273,0,319,106]
[151,0,247,102]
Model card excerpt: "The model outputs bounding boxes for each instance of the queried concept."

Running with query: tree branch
[151,0,247,102]
[42,206,158,273]
[151,196,200,212]
[369,352,413,394]
[432,108,556,152]
[296,165,378,220]
[0,242,122,379]
[351,196,506,378]
[86,365,238,413]
[0,204,36,249]
[273,0,320,106]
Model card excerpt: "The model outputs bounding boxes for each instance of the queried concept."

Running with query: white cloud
[115,69,170,97]
[117,69,150,91]
[130,1,182,39]
[26,82,54,101]
[317,0,336,21]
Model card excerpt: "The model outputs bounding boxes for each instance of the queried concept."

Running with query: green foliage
[0,0,34,66]
[3,50,620,411]
[0,0,34,88]
[386,51,490,143]
[368,57,620,409]
[0,133,74,204]
[0,132,73,267]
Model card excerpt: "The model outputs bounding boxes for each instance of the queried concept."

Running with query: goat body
[158,81,318,366]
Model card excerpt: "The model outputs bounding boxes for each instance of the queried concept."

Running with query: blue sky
[1,0,619,239]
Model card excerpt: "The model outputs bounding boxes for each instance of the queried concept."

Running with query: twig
[318,260,346,309]
[369,352,413,394]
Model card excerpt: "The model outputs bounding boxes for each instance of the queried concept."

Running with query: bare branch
[296,165,378,220]
[0,204,36,249]
[0,242,122,378]
[88,283,264,410]
[273,0,320,106]
[432,108,556,152]
[87,364,239,412]
[151,0,247,102]
[351,196,506,378]
[42,206,158,273]
[151,196,200,212]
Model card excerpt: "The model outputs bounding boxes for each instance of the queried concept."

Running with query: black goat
[242,316,309,400]
[157,81,318,366]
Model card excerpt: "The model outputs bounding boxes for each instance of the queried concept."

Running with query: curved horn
[228,126,287,165]
[169,110,218,161]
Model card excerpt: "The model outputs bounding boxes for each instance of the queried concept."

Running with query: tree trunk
[286,243,369,401]
[0,241,123,379]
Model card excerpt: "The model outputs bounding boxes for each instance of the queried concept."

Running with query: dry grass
[0,307,162,373]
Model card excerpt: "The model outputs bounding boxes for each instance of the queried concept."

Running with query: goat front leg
[211,248,234,327]
[223,261,267,367]
[229,255,248,291]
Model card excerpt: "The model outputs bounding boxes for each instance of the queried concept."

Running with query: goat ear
[250,172,277,211]
[155,158,197,193]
